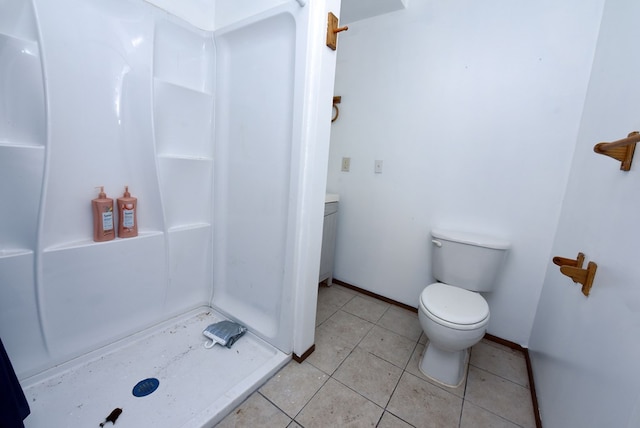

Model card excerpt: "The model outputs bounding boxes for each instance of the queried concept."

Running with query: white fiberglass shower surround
[0,0,336,426]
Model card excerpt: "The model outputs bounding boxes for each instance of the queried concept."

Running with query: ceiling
[339,0,407,24]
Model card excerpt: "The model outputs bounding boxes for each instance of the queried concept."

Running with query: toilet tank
[431,229,510,292]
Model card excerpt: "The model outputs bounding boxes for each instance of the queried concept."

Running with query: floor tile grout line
[371,320,422,343]
[321,286,406,326]
[462,364,532,428]
[379,408,418,427]
[468,364,531,391]
[467,360,530,389]
[314,303,340,328]
[460,398,529,428]
[309,310,377,377]
[255,390,294,423]
[352,335,416,372]
[457,347,473,428]
[287,371,332,423]
[321,287,422,335]
[402,340,419,371]
[330,375,386,413]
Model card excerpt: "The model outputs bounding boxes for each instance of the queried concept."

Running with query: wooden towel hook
[593,131,640,171]
[559,261,598,297]
[332,96,341,123]
[554,252,597,296]
[327,12,348,50]
[552,252,585,271]
[553,252,585,284]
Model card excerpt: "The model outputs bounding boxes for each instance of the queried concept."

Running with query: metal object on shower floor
[99,408,122,427]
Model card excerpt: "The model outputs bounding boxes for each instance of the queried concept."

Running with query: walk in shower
[0,0,334,425]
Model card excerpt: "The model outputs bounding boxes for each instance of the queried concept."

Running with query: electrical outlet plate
[374,160,383,173]
[341,157,350,172]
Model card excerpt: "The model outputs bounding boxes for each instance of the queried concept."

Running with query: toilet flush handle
[431,240,442,247]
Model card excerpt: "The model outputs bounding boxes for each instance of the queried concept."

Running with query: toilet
[418,229,509,387]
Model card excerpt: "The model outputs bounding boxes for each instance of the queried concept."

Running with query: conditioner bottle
[117,185,138,238]
[92,186,115,242]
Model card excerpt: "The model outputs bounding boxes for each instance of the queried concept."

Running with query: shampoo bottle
[92,186,115,242]
[117,186,138,238]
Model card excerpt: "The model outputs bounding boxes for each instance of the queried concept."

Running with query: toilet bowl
[418,283,489,386]
[418,229,509,387]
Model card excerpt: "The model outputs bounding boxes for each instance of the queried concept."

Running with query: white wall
[289,0,341,357]
[529,0,640,426]
[327,0,604,345]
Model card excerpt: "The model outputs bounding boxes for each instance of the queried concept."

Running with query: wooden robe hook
[552,252,585,274]
[327,12,348,50]
[593,131,640,171]
[559,261,598,297]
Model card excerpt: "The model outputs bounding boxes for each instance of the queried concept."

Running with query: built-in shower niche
[154,81,213,159]
[0,34,45,146]
[152,17,215,315]
[153,19,214,94]
[156,157,212,227]
[0,0,39,42]
[0,14,46,251]
[0,0,49,376]
[152,17,214,202]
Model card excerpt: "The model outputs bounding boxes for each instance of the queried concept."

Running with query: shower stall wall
[0,0,337,425]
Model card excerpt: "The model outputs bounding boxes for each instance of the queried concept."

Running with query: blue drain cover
[132,377,159,397]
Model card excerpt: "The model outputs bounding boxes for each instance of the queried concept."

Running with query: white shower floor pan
[21,307,289,427]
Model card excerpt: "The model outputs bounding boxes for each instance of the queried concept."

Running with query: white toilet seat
[420,283,489,331]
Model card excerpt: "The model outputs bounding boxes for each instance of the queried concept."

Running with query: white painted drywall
[289,0,341,358]
[529,0,640,425]
[327,0,605,345]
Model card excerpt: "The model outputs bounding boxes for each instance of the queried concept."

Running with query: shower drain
[132,377,160,397]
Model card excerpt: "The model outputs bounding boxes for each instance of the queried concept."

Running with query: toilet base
[419,342,469,388]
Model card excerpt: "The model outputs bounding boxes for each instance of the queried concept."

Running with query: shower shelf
[0,140,43,148]
[156,153,212,161]
[42,231,165,253]
[0,0,39,42]
[0,31,37,48]
[168,223,210,233]
[153,78,213,96]
[0,249,33,259]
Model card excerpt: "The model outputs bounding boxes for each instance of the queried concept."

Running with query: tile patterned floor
[216,284,536,427]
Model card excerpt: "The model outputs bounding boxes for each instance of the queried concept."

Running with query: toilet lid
[420,283,489,325]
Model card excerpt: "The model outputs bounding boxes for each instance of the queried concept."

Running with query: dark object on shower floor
[99,407,122,426]
[132,377,160,397]
[203,320,247,349]
[0,337,30,428]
